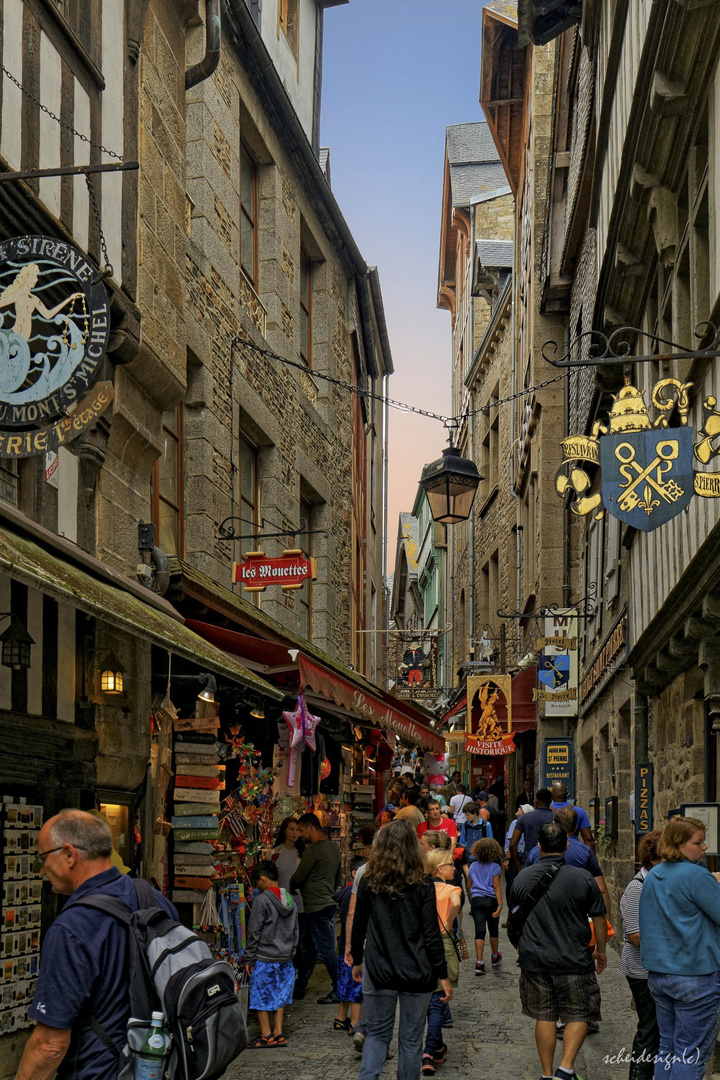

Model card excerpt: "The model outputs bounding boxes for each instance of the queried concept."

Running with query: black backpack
[507,860,563,949]
[72,879,247,1080]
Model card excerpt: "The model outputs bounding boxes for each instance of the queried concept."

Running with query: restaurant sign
[0,236,113,455]
[233,550,317,591]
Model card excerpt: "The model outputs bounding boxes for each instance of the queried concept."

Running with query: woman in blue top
[639,816,720,1079]
[468,837,503,975]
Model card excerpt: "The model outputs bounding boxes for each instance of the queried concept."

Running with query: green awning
[0,524,282,700]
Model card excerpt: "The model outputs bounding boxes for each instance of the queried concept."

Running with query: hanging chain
[84,173,113,279]
[233,335,569,427]
[0,65,123,160]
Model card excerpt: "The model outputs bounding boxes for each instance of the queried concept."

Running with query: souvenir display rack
[0,799,43,1035]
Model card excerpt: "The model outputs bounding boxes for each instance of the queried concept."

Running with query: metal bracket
[0,161,139,184]
[217,515,329,542]
[497,581,597,620]
[542,321,720,368]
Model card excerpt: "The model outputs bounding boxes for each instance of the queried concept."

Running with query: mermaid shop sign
[0,236,113,456]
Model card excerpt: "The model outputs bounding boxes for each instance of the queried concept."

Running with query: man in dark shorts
[509,822,607,1080]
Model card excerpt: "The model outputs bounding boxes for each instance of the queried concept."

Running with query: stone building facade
[517,0,720,910]
[0,0,398,1066]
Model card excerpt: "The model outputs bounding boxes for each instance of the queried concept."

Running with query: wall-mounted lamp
[197,673,217,704]
[0,613,35,671]
[100,651,126,694]
[246,691,265,719]
[288,648,299,662]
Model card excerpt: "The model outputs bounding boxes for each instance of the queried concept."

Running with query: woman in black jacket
[350,818,452,1080]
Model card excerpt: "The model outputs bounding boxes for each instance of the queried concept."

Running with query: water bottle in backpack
[135,1012,169,1080]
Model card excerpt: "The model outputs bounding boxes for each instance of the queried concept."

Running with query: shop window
[152,406,183,556]
[100,802,130,866]
[278,0,299,60]
[299,249,312,367]
[0,458,18,506]
[240,142,258,287]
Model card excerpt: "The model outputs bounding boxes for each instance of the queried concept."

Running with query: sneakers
[491,951,502,965]
[553,1072,583,1080]
[433,1044,448,1063]
[317,991,341,1004]
[353,1030,365,1054]
[333,1018,352,1032]
[475,961,485,975]
[421,1055,436,1075]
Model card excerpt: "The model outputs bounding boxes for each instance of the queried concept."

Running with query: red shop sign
[232,549,317,592]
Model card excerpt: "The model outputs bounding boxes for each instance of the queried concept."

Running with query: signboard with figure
[0,236,113,455]
[465,675,515,756]
[391,632,438,703]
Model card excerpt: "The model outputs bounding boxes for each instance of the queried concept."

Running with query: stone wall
[181,38,362,660]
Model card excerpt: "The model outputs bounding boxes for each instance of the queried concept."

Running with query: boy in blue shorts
[245,859,299,1047]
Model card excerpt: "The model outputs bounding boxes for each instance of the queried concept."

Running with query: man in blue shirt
[17,809,177,1080]
[509,788,555,871]
[550,782,596,851]
[526,807,611,915]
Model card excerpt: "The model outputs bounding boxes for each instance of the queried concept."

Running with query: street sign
[232,550,317,591]
[635,762,653,835]
[540,737,574,795]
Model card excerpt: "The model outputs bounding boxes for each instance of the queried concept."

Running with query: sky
[321,0,488,571]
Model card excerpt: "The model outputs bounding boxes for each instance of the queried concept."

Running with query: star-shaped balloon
[283,695,319,751]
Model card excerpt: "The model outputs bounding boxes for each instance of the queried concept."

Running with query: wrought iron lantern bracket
[542,322,720,369]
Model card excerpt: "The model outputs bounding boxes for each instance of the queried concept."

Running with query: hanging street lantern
[0,615,34,671]
[420,445,482,524]
[100,651,126,694]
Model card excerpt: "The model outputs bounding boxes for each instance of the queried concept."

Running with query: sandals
[267,1033,287,1047]
[248,1035,270,1049]
[333,1018,352,1032]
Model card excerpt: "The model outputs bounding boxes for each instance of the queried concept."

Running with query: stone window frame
[278,0,300,64]
[297,497,314,641]
[299,248,312,367]
[240,140,259,288]
[152,404,184,557]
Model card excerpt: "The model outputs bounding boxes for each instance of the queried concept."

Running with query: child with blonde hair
[421,847,462,1075]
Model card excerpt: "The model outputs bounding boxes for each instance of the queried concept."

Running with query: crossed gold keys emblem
[555,379,720,532]
[613,439,685,515]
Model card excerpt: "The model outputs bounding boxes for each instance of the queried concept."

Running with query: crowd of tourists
[242,764,720,1080]
[20,773,720,1080]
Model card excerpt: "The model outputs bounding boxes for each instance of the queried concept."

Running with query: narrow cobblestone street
[227,913,636,1080]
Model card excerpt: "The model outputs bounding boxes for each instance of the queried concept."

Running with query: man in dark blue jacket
[18,810,177,1080]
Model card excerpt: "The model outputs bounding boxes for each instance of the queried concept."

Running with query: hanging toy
[283,694,320,786]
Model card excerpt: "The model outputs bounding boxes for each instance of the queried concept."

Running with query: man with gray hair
[16,809,177,1080]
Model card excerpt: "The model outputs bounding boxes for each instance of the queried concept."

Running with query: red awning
[511,667,537,732]
[298,654,445,755]
[184,620,295,670]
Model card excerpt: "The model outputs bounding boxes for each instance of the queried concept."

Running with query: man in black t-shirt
[508,823,607,1080]
[509,788,555,871]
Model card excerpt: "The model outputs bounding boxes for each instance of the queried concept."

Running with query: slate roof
[476,239,514,269]
[486,0,518,20]
[398,513,419,576]
[445,123,507,206]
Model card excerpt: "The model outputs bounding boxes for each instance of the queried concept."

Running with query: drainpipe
[186,0,221,90]
[510,203,521,663]
[468,212,475,657]
[383,375,390,690]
